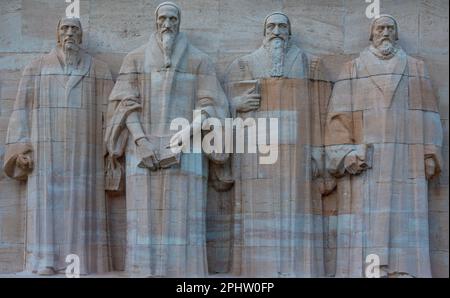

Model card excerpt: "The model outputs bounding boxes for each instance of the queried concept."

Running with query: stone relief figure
[3,17,113,275]
[324,15,443,278]
[104,2,229,277]
[223,12,332,277]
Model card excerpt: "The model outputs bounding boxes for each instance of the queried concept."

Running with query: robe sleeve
[408,57,443,176]
[424,113,443,176]
[196,55,229,120]
[104,53,142,191]
[196,55,234,191]
[324,61,371,178]
[94,60,115,156]
[308,56,336,194]
[308,56,331,176]
[3,59,41,180]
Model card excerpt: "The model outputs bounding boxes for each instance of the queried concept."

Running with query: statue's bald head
[155,2,181,35]
[57,17,83,47]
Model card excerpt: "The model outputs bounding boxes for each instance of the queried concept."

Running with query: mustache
[64,37,78,43]
[376,37,393,43]
[268,35,286,41]
[161,28,175,34]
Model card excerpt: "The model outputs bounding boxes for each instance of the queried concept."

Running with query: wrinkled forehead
[157,5,179,18]
[373,17,396,28]
[59,18,81,29]
[266,14,289,26]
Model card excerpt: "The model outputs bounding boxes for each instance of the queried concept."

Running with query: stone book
[136,135,182,169]
[158,143,182,169]
[226,79,260,116]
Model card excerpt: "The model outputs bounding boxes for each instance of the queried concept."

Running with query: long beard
[264,38,287,77]
[373,39,397,58]
[63,43,80,73]
[160,32,176,68]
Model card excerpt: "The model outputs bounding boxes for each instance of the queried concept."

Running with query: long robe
[224,45,331,277]
[3,49,113,274]
[325,48,443,278]
[105,33,229,277]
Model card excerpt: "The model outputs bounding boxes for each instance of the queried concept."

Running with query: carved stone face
[263,14,290,77]
[371,17,397,49]
[156,5,180,38]
[58,18,82,50]
[264,14,290,43]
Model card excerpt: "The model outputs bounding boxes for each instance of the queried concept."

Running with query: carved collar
[361,47,407,77]
[359,47,408,107]
[41,49,92,101]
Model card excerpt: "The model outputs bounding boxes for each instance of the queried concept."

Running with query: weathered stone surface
[223,12,328,277]
[2,17,112,275]
[104,2,230,277]
[325,14,445,278]
[0,0,448,277]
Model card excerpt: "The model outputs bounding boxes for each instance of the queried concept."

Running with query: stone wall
[0,0,448,277]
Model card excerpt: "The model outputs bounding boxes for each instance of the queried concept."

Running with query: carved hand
[136,138,159,171]
[232,87,261,113]
[425,158,437,180]
[344,152,367,175]
[16,153,34,172]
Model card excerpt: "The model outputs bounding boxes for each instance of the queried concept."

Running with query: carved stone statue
[223,12,331,277]
[325,14,443,278]
[104,2,229,277]
[3,17,113,275]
